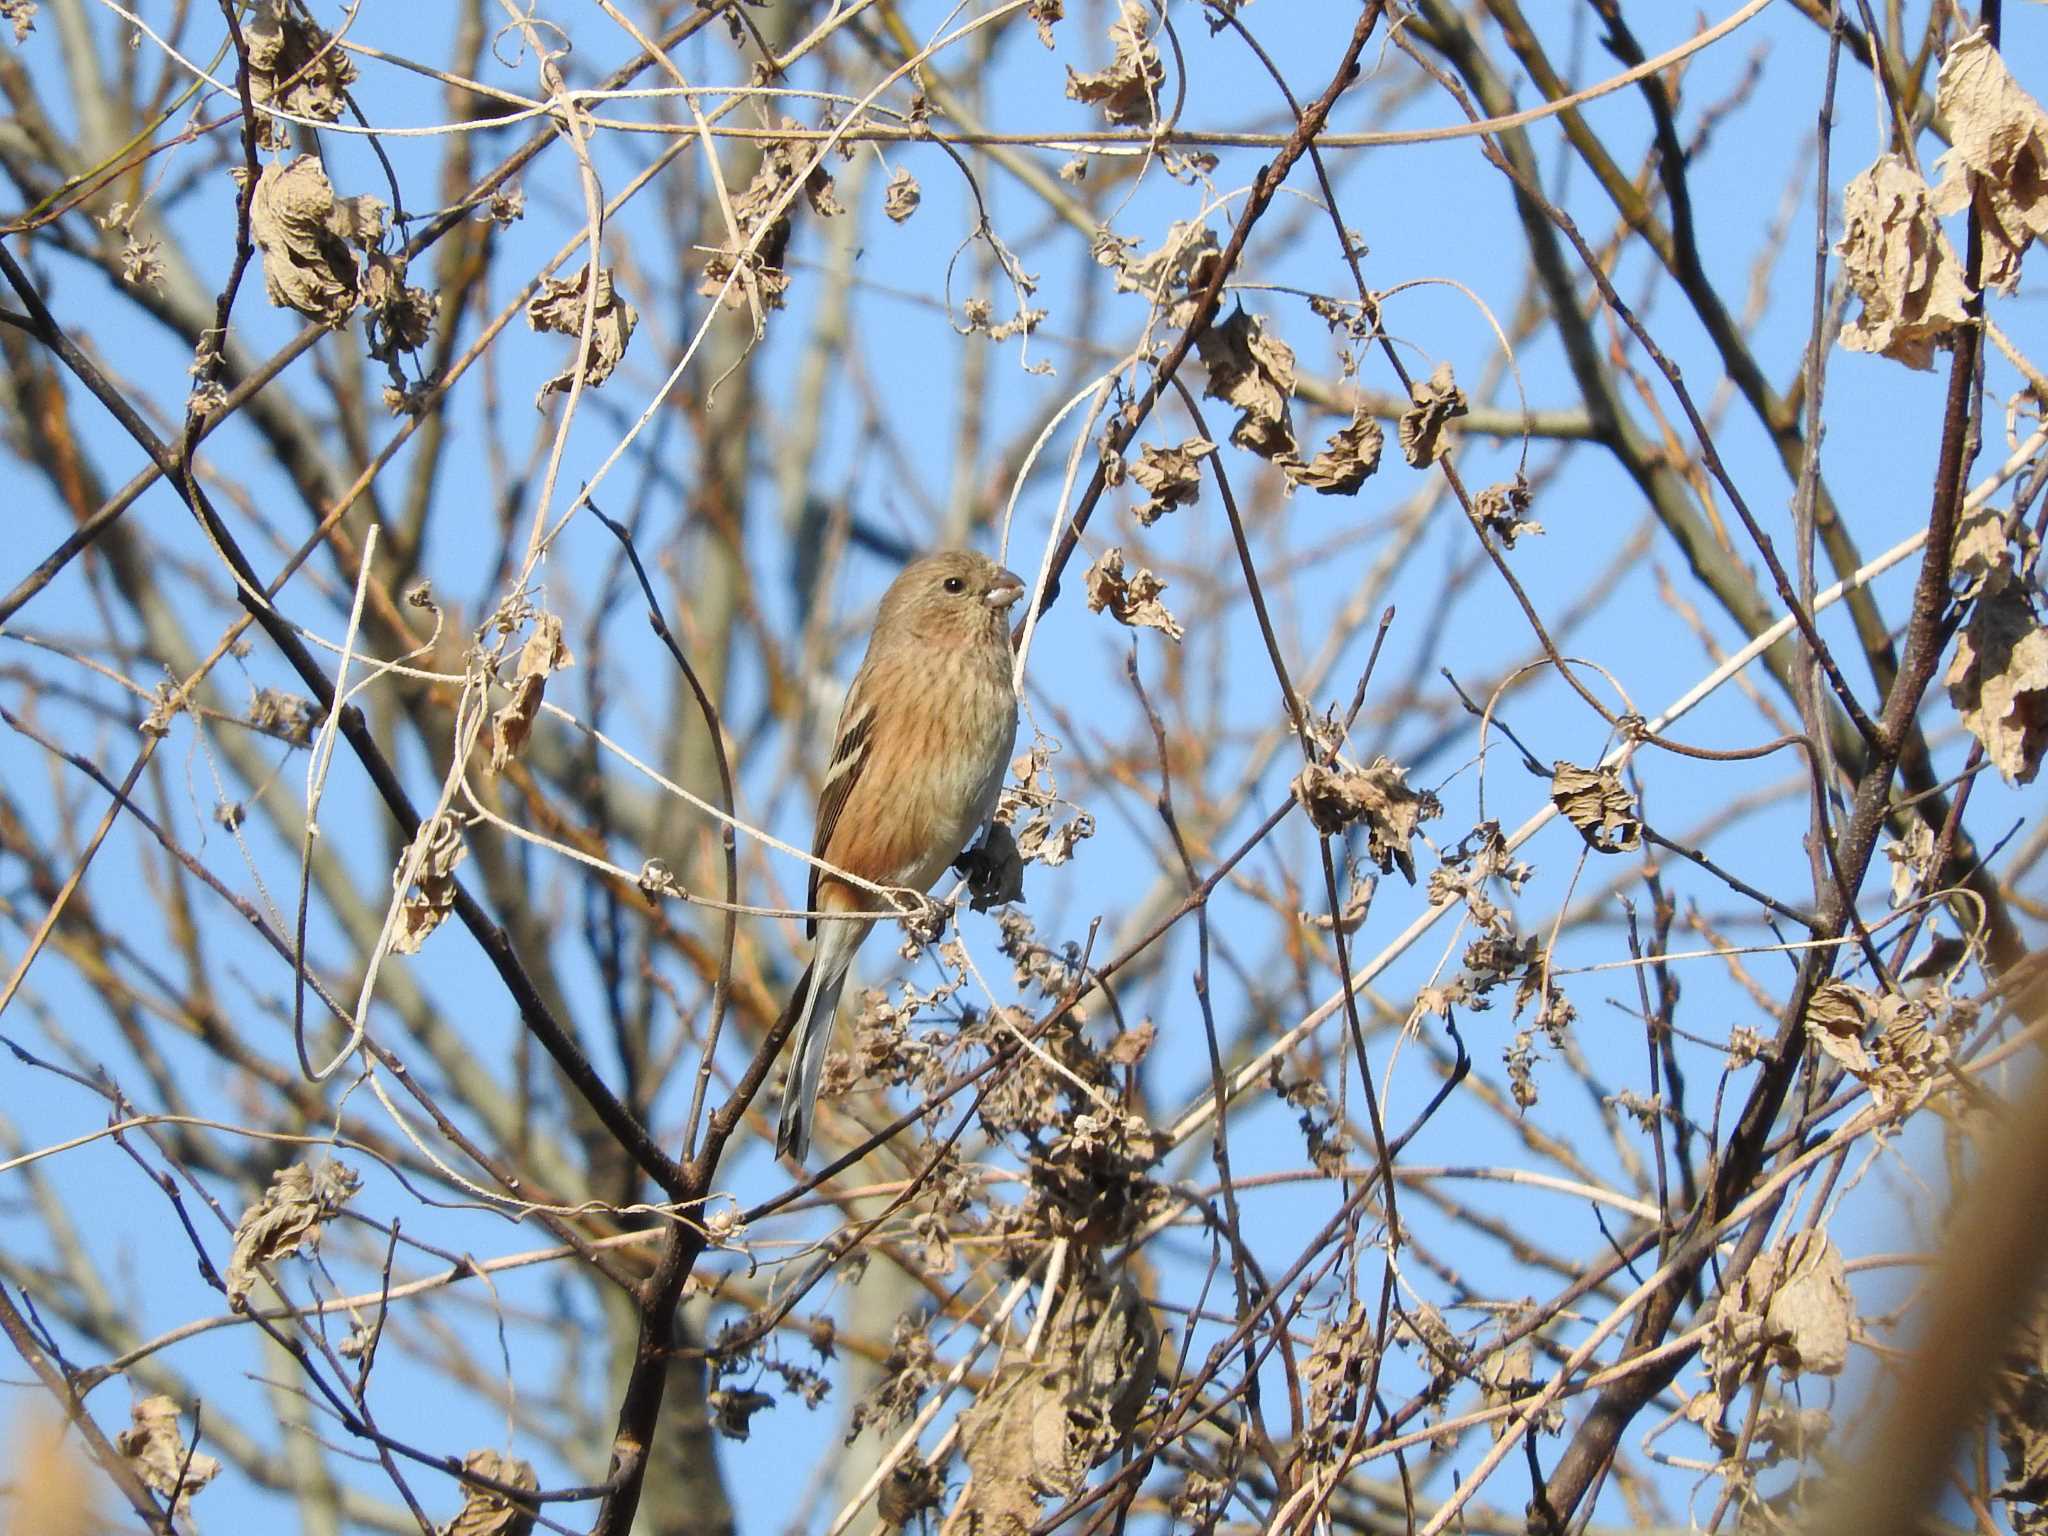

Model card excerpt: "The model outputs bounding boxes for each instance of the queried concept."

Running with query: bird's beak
[985,570,1026,610]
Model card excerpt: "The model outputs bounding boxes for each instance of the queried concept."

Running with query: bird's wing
[807,686,876,936]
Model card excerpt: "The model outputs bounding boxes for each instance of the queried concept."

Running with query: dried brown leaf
[1548,762,1641,854]
[248,155,385,328]
[115,1397,219,1520]
[1196,307,1298,459]
[225,1159,360,1305]
[1475,473,1543,546]
[883,165,921,223]
[1932,29,2048,294]
[1064,0,1163,126]
[1102,219,1221,329]
[525,265,638,407]
[1947,585,2048,784]
[1397,361,1468,467]
[443,1450,537,1536]
[1838,153,1973,369]
[394,813,469,955]
[361,252,438,361]
[1128,436,1215,523]
[0,2,35,45]
[1283,405,1383,495]
[955,1267,1158,1527]
[1763,1233,1854,1377]
[699,120,840,310]
[490,612,573,772]
[1292,756,1441,882]
[1028,0,1063,48]
[1085,547,1183,642]
[244,0,357,151]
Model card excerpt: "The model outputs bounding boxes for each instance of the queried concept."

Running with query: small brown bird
[775,549,1025,1161]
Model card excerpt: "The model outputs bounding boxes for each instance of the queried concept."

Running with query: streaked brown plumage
[774,550,1024,1161]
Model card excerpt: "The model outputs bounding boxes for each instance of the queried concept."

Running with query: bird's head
[875,549,1026,647]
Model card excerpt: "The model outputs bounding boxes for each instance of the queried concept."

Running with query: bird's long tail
[774,921,864,1162]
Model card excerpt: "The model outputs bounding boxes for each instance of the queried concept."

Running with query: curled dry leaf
[1196,307,1298,459]
[1475,472,1542,546]
[1,2,34,46]
[1946,585,2048,784]
[225,1159,360,1305]
[1102,218,1221,328]
[244,0,357,151]
[490,612,573,772]
[1804,980,1950,1114]
[1397,360,1468,467]
[1702,1234,1853,1408]
[394,812,469,954]
[361,252,438,362]
[115,1397,220,1520]
[700,119,843,310]
[1837,154,1973,370]
[1292,756,1441,883]
[954,1266,1159,1528]
[1064,0,1163,126]
[1548,762,1641,854]
[1282,405,1383,496]
[882,165,921,223]
[443,1450,538,1536]
[248,155,386,328]
[1129,436,1215,524]
[1951,504,2032,601]
[1028,0,1062,48]
[1085,547,1184,642]
[525,265,638,407]
[1932,29,2048,294]
[996,744,1095,869]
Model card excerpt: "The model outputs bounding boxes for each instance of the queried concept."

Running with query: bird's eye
[943,576,966,595]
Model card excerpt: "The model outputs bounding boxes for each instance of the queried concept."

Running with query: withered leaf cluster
[1283,405,1384,496]
[1128,435,1216,524]
[955,1265,1159,1529]
[1397,361,1469,467]
[1085,547,1184,642]
[1840,31,2048,366]
[442,1450,538,1536]
[996,743,1096,869]
[393,812,469,954]
[699,119,844,311]
[247,155,387,329]
[1548,761,1642,854]
[1064,1,1163,126]
[525,265,639,408]
[1475,472,1542,547]
[1196,307,1298,461]
[882,165,921,223]
[1932,29,2048,294]
[1803,980,1951,1116]
[490,611,573,772]
[116,1396,221,1520]
[244,0,357,151]
[1701,1231,1853,1411]
[1944,507,2047,785]
[225,1158,361,1305]
[1292,755,1441,883]
[1837,153,1974,369]
[1099,218,1220,328]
